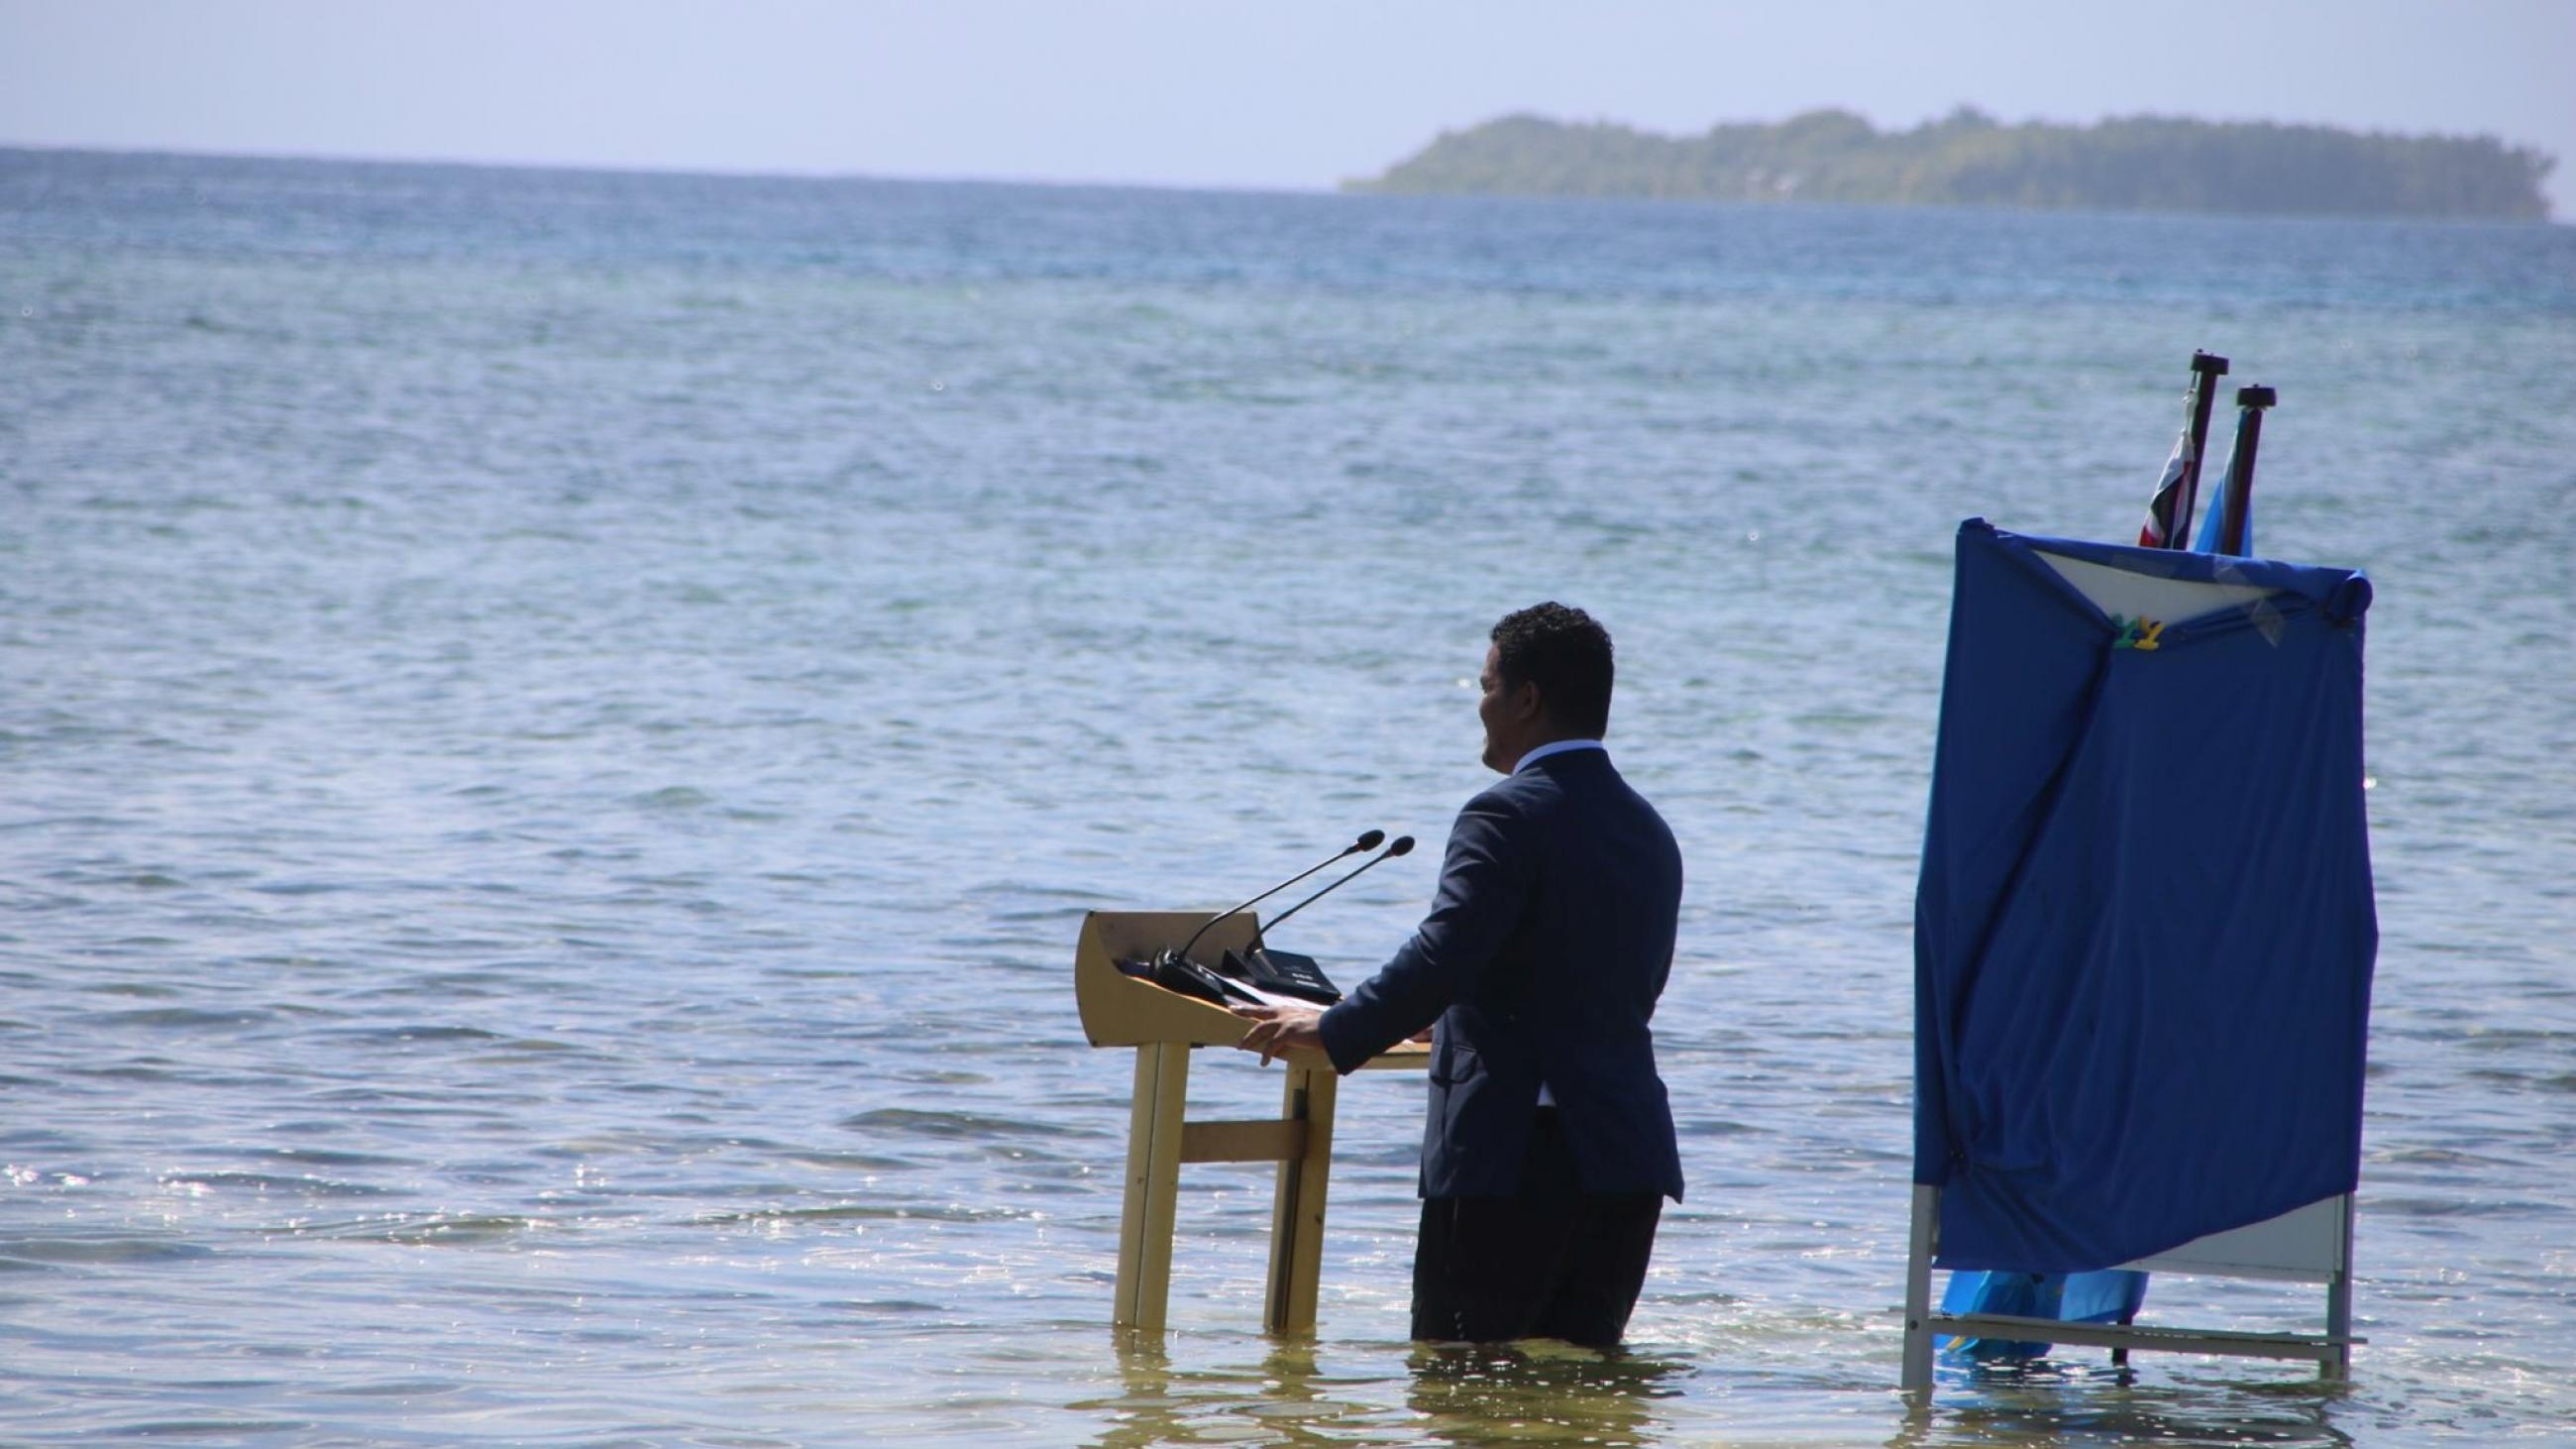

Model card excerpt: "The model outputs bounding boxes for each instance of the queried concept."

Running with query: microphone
[1249,835,1416,949]
[1169,830,1383,967]
[1223,836,1417,1005]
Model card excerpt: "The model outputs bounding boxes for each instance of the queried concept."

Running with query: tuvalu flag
[2192,454,2248,555]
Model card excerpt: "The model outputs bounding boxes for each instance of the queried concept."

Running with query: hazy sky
[6,0,2572,216]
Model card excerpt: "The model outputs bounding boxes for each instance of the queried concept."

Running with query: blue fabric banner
[1913,519,2377,1273]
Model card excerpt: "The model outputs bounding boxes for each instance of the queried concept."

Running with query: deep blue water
[3,149,2573,1445]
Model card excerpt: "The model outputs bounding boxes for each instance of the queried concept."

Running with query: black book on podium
[1221,947,1342,1005]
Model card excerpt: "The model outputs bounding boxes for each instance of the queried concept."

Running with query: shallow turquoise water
[4,152,2574,1444]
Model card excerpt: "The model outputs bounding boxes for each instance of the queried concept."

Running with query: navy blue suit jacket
[1318,748,1685,1202]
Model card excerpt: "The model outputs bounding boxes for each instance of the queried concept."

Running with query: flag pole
[2138,351,2230,549]
[2213,386,2276,556]
[2171,351,2230,549]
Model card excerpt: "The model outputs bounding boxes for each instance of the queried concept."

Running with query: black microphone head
[1353,829,1386,852]
[1387,836,1416,856]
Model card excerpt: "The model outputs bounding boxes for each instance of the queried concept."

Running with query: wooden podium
[1074,910,1426,1335]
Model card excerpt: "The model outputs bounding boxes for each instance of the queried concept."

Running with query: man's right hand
[1231,1003,1326,1065]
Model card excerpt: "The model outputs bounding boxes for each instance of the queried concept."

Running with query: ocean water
[4,150,2574,1445]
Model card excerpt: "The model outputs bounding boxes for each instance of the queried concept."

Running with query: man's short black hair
[1491,602,1614,737]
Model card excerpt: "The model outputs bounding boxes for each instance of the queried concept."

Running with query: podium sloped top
[1074,910,1426,1068]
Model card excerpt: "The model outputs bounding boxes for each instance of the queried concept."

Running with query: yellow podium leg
[1263,1062,1340,1336]
[1115,1042,1191,1330]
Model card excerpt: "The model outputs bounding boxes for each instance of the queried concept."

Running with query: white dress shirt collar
[1514,738,1605,773]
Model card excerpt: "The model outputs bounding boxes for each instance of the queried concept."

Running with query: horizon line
[0,139,1342,198]
[7,139,2559,227]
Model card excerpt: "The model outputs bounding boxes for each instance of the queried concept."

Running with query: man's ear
[1510,679,1546,724]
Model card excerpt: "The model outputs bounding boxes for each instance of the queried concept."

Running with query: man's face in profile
[1476,642,1526,774]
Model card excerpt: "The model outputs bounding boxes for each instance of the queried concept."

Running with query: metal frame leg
[2321,1193,2356,1381]
[1901,1183,1938,1394]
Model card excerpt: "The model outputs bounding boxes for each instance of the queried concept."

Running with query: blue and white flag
[2193,457,2252,556]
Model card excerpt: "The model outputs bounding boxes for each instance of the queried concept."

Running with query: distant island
[1350,109,2555,221]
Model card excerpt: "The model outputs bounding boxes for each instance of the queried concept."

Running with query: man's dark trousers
[1409,1108,1664,1347]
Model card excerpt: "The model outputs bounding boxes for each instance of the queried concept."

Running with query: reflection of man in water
[1236,602,1684,1347]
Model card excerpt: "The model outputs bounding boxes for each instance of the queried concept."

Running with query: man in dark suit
[1235,602,1684,1348]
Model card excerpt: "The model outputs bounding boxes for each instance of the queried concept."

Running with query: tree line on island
[1350,108,2555,221]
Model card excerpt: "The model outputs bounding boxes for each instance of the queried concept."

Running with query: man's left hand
[1232,1003,1326,1065]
